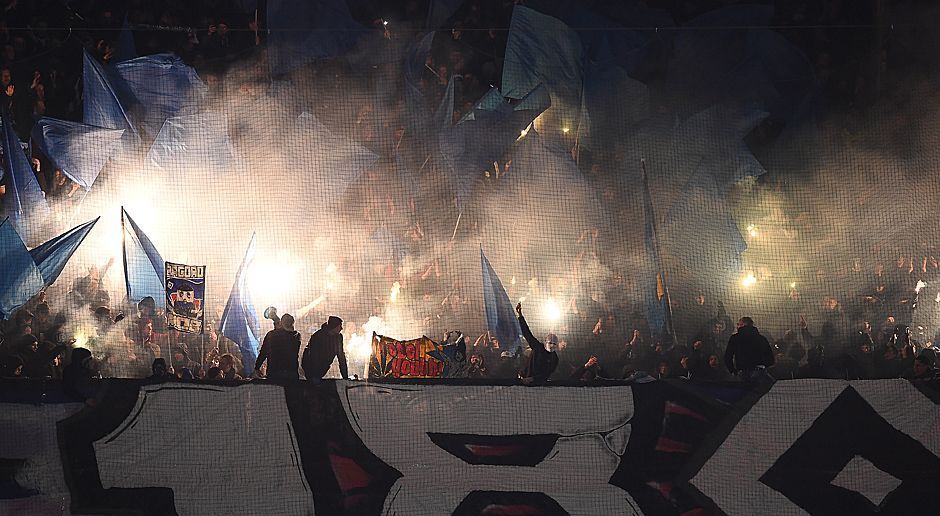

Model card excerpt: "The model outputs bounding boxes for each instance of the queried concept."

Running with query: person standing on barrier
[302,316,349,381]
[255,313,301,381]
[516,303,558,385]
[724,316,775,383]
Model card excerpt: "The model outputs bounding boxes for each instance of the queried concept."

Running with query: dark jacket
[302,326,348,380]
[724,325,774,374]
[256,328,301,379]
[518,315,558,384]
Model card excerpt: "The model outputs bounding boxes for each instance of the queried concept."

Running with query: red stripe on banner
[664,401,708,422]
[655,436,692,453]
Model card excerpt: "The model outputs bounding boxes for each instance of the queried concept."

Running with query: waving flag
[121,208,165,305]
[480,247,523,352]
[31,117,125,190]
[82,50,137,139]
[641,165,676,346]
[1,106,49,244]
[502,6,582,110]
[147,111,236,172]
[113,53,207,137]
[218,234,261,373]
[0,218,44,319]
[29,217,99,287]
[112,16,137,63]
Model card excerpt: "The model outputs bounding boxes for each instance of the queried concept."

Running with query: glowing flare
[740,272,757,288]
[390,281,401,303]
[542,299,563,322]
[562,127,570,134]
[746,224,758,237]
[789,282,797,289]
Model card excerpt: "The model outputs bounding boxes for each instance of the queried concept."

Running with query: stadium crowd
[2,0,940,392]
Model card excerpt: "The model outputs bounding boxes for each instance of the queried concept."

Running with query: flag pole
[640,159,679,349]
[120,207,131,303]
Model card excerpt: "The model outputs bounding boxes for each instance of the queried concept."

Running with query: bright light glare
[389,281,401,303]
[746,224,758,237]
[542,299,563,322]
[248,257,301,308]
[789,282,797,289]
[740,272,757,288]
[562,127,570,133]
[347,333,374,361]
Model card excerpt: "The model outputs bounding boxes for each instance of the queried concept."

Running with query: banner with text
[165,262,205,334]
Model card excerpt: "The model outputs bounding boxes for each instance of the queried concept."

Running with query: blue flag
[668,5,815,123]
[439,85,550,205]
[1,106,49,245]
[266,0,366,76]
[29,217,99,287]
[82,50,137,139]
[480,247,523,352]
[218,234,261,373]
[113,53,207,137]
[403,32,436,134]
[641,168,674,343]
[31,117,125,190]
[121,208,165,305]
[0,218,44,319]
[675,106,768,193]
[290,112,378,204]
[502,6,582,108]
[147,111,236,172]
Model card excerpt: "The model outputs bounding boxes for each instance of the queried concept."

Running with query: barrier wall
[1,379,938,515]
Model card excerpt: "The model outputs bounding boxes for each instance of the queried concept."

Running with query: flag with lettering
[165,262,206,334]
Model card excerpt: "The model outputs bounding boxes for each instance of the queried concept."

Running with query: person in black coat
[724,317,775,382]
[516,303,558,385]
[255,313,301,380]
[302,316,349,380]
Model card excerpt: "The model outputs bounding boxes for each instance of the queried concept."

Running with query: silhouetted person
[255,313,301,380]
[302,316,348,380]
[63,348,100,404]
[516,303,559,385]
[725,317,774,383]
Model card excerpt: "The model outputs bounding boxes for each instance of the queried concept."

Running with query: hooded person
[63,348,100,404]
[302,316,349,381]
[171,345,202,378]
[255,313,301,381]
[515,303,559,385]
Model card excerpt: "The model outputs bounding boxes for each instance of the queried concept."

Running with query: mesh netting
[1,1,939,382]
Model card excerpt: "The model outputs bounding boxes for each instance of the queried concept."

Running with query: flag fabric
[28,217,99,287]
[501,6,582,109]
[0,218,44,319]
[641,168,675,344]
[668,5,814,123]
[289,112,378,204]
[403,32,437,135]
[1,106,49,244]
[31,118,125,190]
[121,208,165,305]
[165,263,206,334]
[82,50,137,138]
[218,234,261,374]
[439,85,549,205]
[266,0,366,76]
[147,111,236,172]
[113,53,207,138]
[676,106,768,193]
[480,247,523,352]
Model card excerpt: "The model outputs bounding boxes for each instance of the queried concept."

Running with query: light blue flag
[121,208,165,305]
[147,111,236,172]
[480,247,523,352]
[0,218,44,319]
[82,50,137,139]
[641,168,674,342]
[676,106,768,193]
[439,85,549,205]
[290,112,378,204]
[113,53,207,137]
[1,106,49,245]
[31,117,125,190]
[502,6,582,108]
[218,234,261,374]
[29,217,100,287]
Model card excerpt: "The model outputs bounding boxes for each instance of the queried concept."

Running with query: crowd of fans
[2,0,940,396]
